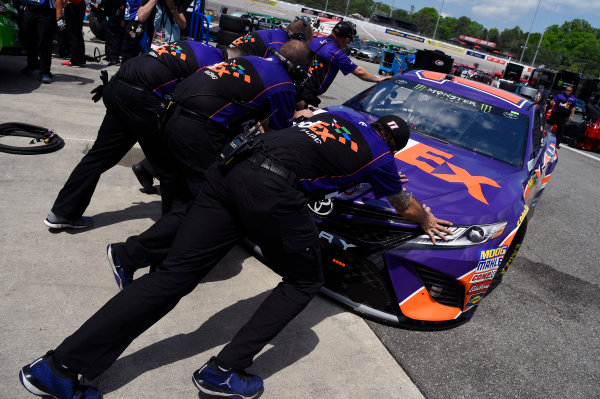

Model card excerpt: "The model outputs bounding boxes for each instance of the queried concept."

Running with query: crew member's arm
[569,101,576,120]
[387,190,453,244]
[137,0,158,22]
[55,0,63,21]
[352,66,391,83]
[166,0,186,29]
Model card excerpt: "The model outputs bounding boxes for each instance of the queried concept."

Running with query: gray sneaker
[44,211,93,229]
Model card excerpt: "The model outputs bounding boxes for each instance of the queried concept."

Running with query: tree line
[289,1,600,78]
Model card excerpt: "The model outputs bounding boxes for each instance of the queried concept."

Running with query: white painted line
[359,25,377,40]
[62,137,96,142]
[560,145,600,162]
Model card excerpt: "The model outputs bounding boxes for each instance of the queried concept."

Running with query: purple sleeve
[367,159,404,199]
[333,50,358,76]
[267,87,296,130]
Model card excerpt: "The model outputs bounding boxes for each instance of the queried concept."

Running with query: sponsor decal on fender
[477,245,507,272]
[517,204,529,227]
[467,281,491,294]
[470,269,496,283]
[466,293,484,306]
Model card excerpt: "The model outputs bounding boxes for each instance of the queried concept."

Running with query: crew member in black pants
[44,41,239,229]
[60,0,86,67]
[107,42,309,287]
[19,111,453,399]
[21,0,63,83]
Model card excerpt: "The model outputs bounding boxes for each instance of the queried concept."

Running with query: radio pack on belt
[218,110,277,168]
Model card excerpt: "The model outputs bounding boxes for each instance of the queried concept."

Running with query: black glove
[90,70,109,102]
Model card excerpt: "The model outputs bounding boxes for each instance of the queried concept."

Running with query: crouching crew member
[19,110,452,399]
[107,40,313,288]
[45,41,245,229]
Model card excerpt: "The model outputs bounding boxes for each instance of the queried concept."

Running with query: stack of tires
[217,15,252,48]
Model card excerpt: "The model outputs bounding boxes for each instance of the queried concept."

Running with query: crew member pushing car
[45,41,247,229]
[19,110,452,399]
[296,21,390,108]
[107,40,312,288]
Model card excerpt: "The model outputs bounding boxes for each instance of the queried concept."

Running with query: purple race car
[310,70,558,329]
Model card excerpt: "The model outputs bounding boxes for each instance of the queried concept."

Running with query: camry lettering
[319,231,357,250]
[395,143,501,205]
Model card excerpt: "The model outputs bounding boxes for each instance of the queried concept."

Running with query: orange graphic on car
[395,142,501,204]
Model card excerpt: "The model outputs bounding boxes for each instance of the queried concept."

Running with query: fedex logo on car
[477,245,507,272]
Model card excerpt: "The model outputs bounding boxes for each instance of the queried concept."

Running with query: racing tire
[218,14,251,33]
[88,14,106,42]
[499,80,518,93]
[486,222,527,294]
[0,123,65,155]
[217,29,242,46]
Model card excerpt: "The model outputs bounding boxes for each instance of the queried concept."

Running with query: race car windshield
[345,79,529,167]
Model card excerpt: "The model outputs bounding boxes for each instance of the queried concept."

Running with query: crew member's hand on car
[420,203,453,244]
[398,172,408,184]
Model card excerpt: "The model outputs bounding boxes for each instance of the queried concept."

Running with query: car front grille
[412,264,464,308]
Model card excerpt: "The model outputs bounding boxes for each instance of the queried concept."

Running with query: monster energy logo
[481,104,492,113]
[414,84,427,91]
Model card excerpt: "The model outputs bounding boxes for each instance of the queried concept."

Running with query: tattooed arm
[387,190,453,244]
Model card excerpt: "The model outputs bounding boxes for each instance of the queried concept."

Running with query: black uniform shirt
[260,108,404,199]
[118,41,224,97]
[172,55,296,131]
[231,29,289,58]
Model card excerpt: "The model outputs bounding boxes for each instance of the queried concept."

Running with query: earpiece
[268,47,310,88]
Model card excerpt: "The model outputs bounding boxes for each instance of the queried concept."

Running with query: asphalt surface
[2,5,600,399]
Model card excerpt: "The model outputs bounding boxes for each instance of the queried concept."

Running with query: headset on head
[268,47,310,88]
[285,16,309,42]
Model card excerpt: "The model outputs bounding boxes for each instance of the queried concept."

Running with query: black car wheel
[218,15,251,33]
[88,14,106,41]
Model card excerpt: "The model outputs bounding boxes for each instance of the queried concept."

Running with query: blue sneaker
[107,244,132,290]
[19,351,102,399]
[192,357,263,399]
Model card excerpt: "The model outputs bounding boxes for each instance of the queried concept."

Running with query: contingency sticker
[476,245,507,272]
[466,293,485,307]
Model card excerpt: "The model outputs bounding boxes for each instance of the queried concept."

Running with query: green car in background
[0,0,21,55]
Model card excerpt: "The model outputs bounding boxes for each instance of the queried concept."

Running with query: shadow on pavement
[93,247,341,395]
[47,200,162,235]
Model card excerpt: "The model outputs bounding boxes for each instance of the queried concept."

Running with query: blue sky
[383,0,600,32]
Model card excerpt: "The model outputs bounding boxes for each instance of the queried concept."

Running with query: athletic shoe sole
[19,367,58,399]
[43,218,92,229]
[107,244,124,290]
[192,375,264,399]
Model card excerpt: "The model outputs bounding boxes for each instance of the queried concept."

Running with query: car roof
[402,70,533,112]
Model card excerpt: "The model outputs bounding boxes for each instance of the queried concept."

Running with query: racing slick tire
[88,14,106,42]
[487,222,527,294]
[218,14,251,33]
[499,80,518,93]
[217,29,242,46]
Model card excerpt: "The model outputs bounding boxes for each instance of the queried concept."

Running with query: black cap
[373,115,410,151]
[333,21,356,41]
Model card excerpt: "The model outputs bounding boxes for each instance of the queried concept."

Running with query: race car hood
[326,105,528,225]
